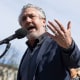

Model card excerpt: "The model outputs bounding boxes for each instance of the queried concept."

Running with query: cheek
[35,20,45,27]
[20,22,25,27]
[21,25,25,29]
[21,23,27,29]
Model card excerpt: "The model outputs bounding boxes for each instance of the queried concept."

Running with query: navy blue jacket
[17,33,80,80]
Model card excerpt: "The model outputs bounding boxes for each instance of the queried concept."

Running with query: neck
[28,38,36,47]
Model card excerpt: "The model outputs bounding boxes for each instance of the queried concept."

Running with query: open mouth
[27,26,36,31]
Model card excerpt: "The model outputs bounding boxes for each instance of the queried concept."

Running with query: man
[17,4,80,80]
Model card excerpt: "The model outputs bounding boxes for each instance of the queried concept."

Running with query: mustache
[25,24,37,31]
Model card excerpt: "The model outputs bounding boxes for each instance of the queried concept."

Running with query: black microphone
[0,28,27,45]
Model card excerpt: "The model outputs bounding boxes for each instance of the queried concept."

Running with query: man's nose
[26,17,32,23]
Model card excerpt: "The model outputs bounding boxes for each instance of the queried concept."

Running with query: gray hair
[18,4,46,25]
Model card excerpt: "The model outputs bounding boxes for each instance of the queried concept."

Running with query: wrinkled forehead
[21,7,41,16]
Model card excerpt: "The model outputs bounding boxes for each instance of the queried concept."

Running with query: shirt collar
[26,32,48,50]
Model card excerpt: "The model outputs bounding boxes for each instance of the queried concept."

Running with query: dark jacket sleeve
[61,39,80,68]
[17,49,28,80]
[17,69,21,80]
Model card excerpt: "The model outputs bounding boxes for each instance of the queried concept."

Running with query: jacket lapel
[28,36,52,80]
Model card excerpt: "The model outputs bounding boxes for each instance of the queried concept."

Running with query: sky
[0,0,80,56]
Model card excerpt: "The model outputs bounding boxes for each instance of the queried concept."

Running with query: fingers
[54,19,66,33]
[47,19,65,35]
[47,21,58,35]
[47,19,72,48]
[47,19,71,35]
[67,21,71,31]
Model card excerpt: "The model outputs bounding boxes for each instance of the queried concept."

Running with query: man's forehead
[22,8,39,14]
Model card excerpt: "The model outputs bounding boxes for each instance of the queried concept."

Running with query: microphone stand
[0,28,27,58]
[0,42,11,58]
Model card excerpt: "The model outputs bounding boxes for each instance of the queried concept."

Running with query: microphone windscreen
[15,28,27,39]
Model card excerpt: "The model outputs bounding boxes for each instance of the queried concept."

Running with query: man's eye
[21,16,26,21]
[21,15,37,22]
[29,15,36,18]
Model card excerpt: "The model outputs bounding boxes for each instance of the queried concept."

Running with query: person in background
[17,3,80,80]
[70,68,80,80]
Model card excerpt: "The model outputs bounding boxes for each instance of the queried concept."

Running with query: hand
[47,19,72,49]
[70,68,78,78]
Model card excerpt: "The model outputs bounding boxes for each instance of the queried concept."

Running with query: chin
[27,33,40,39]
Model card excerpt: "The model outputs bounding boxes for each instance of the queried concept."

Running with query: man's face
[20,8,46,39]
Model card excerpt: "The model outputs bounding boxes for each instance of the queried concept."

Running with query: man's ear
[42,18,46,26]
[43,18,46,23]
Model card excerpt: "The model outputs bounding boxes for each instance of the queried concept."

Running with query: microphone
[0,28,27,45]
